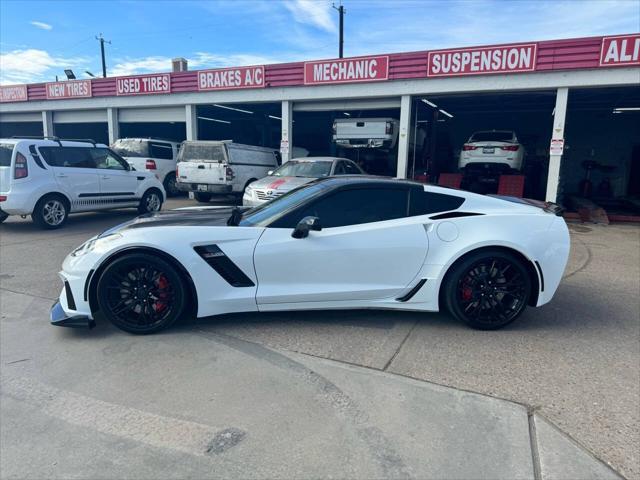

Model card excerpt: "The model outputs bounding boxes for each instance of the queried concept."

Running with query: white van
[175,141,280,202]
[332,118,399,150]
[111,138,181,196]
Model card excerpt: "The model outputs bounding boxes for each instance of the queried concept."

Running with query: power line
[95,33,111,78]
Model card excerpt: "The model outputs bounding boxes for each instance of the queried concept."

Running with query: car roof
[308,175,427,188]
[289,156,347,163]
[114,137,179,144]
[1,138,108,148]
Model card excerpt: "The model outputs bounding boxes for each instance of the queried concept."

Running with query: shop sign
[427,43,537,77]
[45,80,92,100]
[198,66,265,91]
[550,138,565,156]
[116,73,171,96]
[304,55,389,85]
[0,84,28,103]
[600,34,640,67]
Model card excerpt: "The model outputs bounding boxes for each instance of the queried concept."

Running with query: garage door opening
[408,91,557,199]
[293,99,401,176]
[53,122,109,144]
[561,86,640,219]
[196,103,281,148]
[119,122,186,142]
[0,122,44,138]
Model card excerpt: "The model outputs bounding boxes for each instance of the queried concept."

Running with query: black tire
[163,173,180,197]
[194,192,211,203]
[0,211,8,223]
[96,253,187,334]
[32,194,69,229]
[442,249,531,330]
[138,189,163,214]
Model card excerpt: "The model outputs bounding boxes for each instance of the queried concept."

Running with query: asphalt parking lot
[1,198,638,479]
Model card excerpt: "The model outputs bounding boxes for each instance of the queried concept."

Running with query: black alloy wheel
[96,253,186,334]
[443,250,531,329]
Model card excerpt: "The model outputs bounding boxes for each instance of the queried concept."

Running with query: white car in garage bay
[458,130,525,172]
[243,157,365,206]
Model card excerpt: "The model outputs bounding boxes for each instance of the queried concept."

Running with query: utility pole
[95,33,111,78]
[332,2,346,58]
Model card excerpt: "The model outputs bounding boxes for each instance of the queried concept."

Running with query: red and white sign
[45,80,92,100]
[550,138,565,156]
[427,43,537,77]
[0,84,28,103]
[600,34,640,67]
[304,55,389,85]
[116,73,171,96]
[198,66,265,91]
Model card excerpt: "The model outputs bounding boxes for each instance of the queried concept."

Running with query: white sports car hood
[99,207,240,236]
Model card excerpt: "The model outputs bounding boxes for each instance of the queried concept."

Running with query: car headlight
[71,233,122,257]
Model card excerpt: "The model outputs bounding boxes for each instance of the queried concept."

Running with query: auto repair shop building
[1,33,639,210]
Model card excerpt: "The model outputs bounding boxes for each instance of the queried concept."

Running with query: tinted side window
[409,187,465,216]
[333,162,347,175]
[39,147,96,168]
[0,144,13,167]
[149,142,174,160]
[277,187,409,228]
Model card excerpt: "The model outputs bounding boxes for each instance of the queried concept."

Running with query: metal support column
[185,104,198,141]
[396,95,412,179]
[281,100,293,163]
[42,111,54,137]
[546,87,569,202]
[107,107,119,144]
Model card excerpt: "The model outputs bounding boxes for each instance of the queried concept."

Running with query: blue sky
[1,0,638,85]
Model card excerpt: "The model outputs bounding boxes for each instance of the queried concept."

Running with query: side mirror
[267,170,274,176]
[292,216,322,239]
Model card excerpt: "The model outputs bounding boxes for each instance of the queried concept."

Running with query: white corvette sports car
[52,176,570,334]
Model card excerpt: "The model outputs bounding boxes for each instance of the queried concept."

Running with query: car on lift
[51,176,569,335]
[333,118,400,150]
[111,138,182,197]
[0,137,165,229]
[175,140,280,203]
[458,130,525,172]
[242,156,365,206]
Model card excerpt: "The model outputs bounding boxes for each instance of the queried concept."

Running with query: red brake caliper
[153,274,170,313]
[461,277,473,301]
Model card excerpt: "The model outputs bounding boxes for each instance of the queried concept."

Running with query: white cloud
[30,21,53,31]
[109,51,304,77]
[284,0,335,32]
[0,49,89,84]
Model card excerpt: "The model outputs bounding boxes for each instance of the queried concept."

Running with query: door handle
[56,173,67,178]
[101,175,110,179]
[198,165,205,169]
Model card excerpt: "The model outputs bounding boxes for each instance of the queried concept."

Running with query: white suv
[0,137,165,229]
[111,138,181,197]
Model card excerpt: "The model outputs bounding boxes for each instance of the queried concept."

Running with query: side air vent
[397,279,427,302]
[534,261,545,292]
[194,245,255,287]
[64,281,77,310]
[429,211,484,220]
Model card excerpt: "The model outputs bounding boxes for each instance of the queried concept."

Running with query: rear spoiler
[490,195,565,216]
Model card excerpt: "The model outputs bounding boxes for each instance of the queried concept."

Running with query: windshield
[239,182,327,227]
[0,143,14,167]
[111,139,149,157]
[179,143,227,162]
[272,161,332,177]
[470,132,514,142]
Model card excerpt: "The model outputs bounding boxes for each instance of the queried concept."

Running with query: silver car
[242,157,365,206]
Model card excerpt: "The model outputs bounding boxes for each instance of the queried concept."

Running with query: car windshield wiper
[227,207,243,226]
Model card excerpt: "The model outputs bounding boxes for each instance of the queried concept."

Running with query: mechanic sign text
[428,44,537,77]
[304,56,390,85]
[45,80,92,100]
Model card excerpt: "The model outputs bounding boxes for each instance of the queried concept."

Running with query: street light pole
[96,33,111,78]
[332,3,346,58]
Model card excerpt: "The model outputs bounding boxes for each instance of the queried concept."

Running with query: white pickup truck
[175,140,280,202]
[332,117,399,150]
